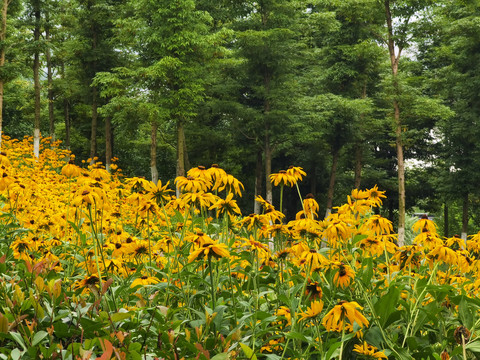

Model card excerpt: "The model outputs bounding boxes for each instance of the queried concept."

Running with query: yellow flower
[302,193,319,219]
[333,263,355,288]
[286,165,306,183]
[131,275,160,288]
[175,176,211,193]
[209,192,242,218]
[181,191,216,209]
[188,240,230,263]
[61,161,82,178]
[367,185,386,206]
[299,300,324,321]
[144,180,173,204]
[187,166,212,182]
[300,249,327,271]
[275,306,292,326]
[269,170,297,187]
[214,174,244,197]
[412,215,437,233]
[353,341,387,359]
[361,215,393,236]
[322,301,369,332]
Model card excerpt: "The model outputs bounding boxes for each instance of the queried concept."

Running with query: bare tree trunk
[444,202,449,238]
[265,132,272,204]
[461,193,468,241]
[150,121,158,184]
[254,148,263,214]
[105,116,112,172]
[325,148,339,218]
[90,86,98,162]
[176,119,185,196]
[64,99,70,149]
[0,0,8,150]
[33,1,41,158]
[46,13,55,142]
[385,0,405,246]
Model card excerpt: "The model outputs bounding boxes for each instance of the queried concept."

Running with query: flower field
[1,136,480,360]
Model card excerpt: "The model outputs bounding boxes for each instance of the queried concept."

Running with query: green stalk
[338,326,346,360]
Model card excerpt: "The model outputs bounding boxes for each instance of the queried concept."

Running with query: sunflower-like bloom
[351,188,369,200]
[209,192,242,218]
[0,170,14,191]
[214,174,244,197]
[131,275,160,288]
[137,199,158,217]
[206,164,228,188]
[175,176,211,193]
[61,161,82,178]
[299,300,324,322]
[445,236,465,251]
[270,170,297,187]
[428,245,458,266]
[286,166,306,183]
[322,301,369,332]
[275,306,292,326]
[302,194,319,219]
[71,186,102,207]
[412,215,437,233]
[255,195,275,212]
[333,263,355,288]
[324,216,351,244]
[188,240,230,263]
[185,231,213,247]
[305,280,323,300]
[361,215,393,236]
[300,249,327,271]
[144,180,173,204]
[187,166,212,182]
[181,191,217,210]
[367,185,387,206]
[126,177,152,193]
[414,231,443,250]
[353,341,387,359]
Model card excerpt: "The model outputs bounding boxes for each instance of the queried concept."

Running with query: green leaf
[459,296,474,329]
[374,285,400,327]
[285,331,311,343]
[32,331,49,346]
[10,349,22,360]
[110,312,132,322]
[211,354,229,360]
[240,343,258,360]
[9,331,27,351]
[466,340,480,353]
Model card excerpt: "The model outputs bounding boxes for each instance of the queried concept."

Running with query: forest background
[1,0,479,243]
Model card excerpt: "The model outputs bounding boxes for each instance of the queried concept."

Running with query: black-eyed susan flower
[175,176,211,193]
[333,263,355,288]
[144,180,173,204]
[300,249,327,271]
[270,170,296,187]
[187,240,230,263]
[299,300,324,321]
[322,301,369,332]
[209,192,242,217]
[187,166,212,182]
[275,306,292,326]
[214,174,244,197]
[367,185,386,206]
[61,161,82,178]
[130,275,160,288]
[353,341,387,359]
[286,165,306,183]
[305,280,323,300]
[412,214,437,233]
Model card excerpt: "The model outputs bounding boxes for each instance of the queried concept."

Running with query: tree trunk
[150,121,158,184]
[90,86,98,162]
[461,193,468,241]
[254,148,263,214]
[46,13,55,142]
[64,99,70,149]
[176,119,185,196]
[443,202,449,238]
[385,0,405,246]
[105,116,112,172]
[354,143,362,189]
[265,132,272,204]
[325,148,340,218]
[33,1,41,159]
[0,0,7,150]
